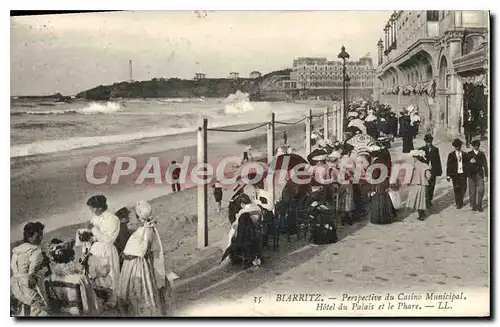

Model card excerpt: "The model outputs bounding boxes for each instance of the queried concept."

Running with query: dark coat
[419,145,443,176]
[465,150,488,177]
[388,115,398,135]
[446,151,467,177]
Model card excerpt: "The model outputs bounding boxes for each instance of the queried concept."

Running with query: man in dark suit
[446,139,467,209]
[466,139,488,212]
[419,134,442,208]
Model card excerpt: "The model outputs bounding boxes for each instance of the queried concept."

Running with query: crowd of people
[11,196,175,317]
[11,99,488,317]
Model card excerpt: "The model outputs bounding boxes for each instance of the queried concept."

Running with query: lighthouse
[129,60,134,82]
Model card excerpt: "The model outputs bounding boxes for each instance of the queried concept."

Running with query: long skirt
[117,257,175,317]
[89,242,120,303]
[337,184,355,213]
[11,276,48,316]
[406,185,428,210]
[370,192,396,224]
[402,134,414,153]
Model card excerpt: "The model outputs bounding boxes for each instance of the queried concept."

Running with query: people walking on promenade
[406,150,432,220]
[419,134,443,208]
[466,139,488,212]
[400,111,414,153]
[446,139,468,209]
[283,130,287,145]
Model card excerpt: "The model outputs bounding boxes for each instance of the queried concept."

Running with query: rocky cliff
[76,69,292,101]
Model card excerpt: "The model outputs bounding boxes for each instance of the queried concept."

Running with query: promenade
[172,135,490,316]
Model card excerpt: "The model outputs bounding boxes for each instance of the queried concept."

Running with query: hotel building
[290,56,375,90]
[375,10,489,137]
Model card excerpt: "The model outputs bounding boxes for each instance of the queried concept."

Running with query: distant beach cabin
[194,73,206,80]
[249,71,261,79]
[229,72,239,79]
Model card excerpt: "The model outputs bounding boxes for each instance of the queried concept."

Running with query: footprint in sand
[452,276,461,280]
[333,252,339,256]
[437,281,446,285]
[325,278,334,283]
[408,273,418,277]
[416,256,425,259]
[418,279,426,283]
[435,236,445,239]
[374,276,390,282]
[444,240,455,244]
[463,254,469,258]
[362,265,374,272]
[396,247,402,250]
[344,273,353,278]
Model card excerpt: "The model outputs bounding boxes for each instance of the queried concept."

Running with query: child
[212,181,223,212]
[171,161,181,192]
[114,207,132,267]
[11,222,49,316]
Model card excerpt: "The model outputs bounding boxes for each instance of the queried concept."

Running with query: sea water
[11,95,329,158]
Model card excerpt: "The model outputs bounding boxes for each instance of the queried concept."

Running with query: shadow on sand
[173,212,370,312]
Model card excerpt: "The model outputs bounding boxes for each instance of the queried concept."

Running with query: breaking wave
[11,102,122,116]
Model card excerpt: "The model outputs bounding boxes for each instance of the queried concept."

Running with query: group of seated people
[11,196,176,317]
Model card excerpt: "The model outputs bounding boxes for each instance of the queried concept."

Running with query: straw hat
[406,105,415,113]
[328,151,341,160]
[312,154,328,161]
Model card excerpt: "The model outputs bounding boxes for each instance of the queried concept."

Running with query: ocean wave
[11,126,197,158]
[10,102,122,116]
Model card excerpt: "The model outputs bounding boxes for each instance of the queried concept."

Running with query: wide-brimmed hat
[327,151,341,162]
[406,105,415,113]
[424,134,434,142]
[410,149,426,158]
[452,138,463,147]
[471,139,481,147]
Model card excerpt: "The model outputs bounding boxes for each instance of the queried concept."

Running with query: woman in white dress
[118,201,175,316]
[86,195,120,307]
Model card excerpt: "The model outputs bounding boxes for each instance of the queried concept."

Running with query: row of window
[298,82,373,87]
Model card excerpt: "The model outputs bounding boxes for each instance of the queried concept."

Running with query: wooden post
[305,109,312,154]
[331,103,338,140]
[197,117,208,248]
[323,106,329,141]
[267,113,275,207]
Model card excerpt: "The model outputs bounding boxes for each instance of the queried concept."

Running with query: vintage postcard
[10,10,490,317]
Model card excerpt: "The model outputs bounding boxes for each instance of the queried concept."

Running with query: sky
[10,11,391,96]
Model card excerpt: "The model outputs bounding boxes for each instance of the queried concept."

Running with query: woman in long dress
[337,144,356,225]
[406,150,432,220]
[118,200,175,316]
[86,195,121,306]
[368,145,396,224]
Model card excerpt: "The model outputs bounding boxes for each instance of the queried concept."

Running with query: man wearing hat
[419,134,443,208]
[400,110,414,153]
[446,139,468,209]
[465,139,488,212]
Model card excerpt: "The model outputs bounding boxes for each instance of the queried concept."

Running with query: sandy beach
[10,114,320,242]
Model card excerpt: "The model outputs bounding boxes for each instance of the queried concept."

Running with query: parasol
[346,134,376,155]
